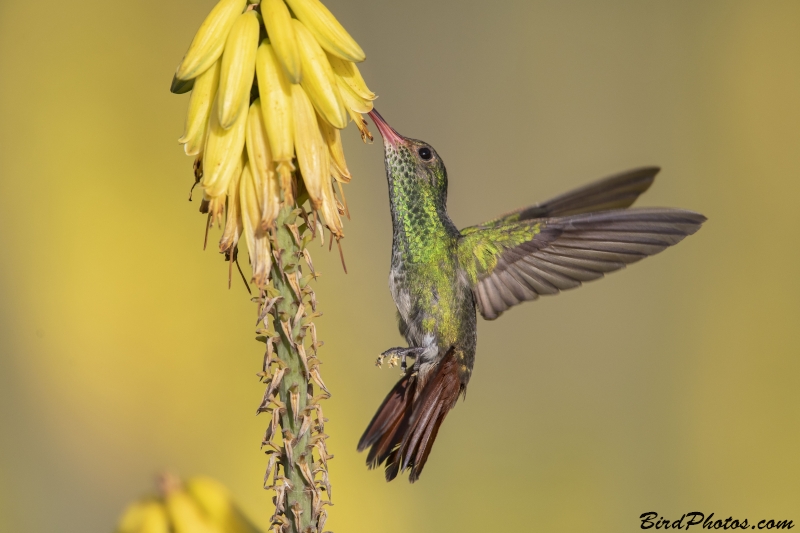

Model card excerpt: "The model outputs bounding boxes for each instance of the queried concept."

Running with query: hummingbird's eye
[418,147,433,161]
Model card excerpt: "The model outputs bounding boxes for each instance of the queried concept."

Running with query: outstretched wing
[458,208,706,320]
[488,166,659,224]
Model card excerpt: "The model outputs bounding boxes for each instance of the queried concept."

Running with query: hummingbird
[357,109,705,482]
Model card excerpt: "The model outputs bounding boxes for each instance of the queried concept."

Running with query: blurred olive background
[1,0,799,531]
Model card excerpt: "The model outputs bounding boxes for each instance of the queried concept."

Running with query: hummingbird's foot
[377,347,426,372]
[377,347,403,369]
[375,354,399,368]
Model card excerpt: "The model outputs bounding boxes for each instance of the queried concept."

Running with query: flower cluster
[115,475,260,533]
[172,0,375,289]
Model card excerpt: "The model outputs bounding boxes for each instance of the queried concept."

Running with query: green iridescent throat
[386,143,462,343]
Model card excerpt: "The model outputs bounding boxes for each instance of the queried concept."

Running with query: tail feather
[359,371,415,468]
[358,349,463,482]
[415,410,447,477]
[367,394,412,469]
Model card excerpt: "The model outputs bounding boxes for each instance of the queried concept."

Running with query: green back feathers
[458,222,543,286]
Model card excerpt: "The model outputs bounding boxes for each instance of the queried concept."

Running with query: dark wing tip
[679,210,707,234]
[630,165,661,177]
[516,166,662,220]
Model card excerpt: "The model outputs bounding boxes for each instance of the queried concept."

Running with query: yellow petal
[219,162,243,254]
[293,20,348,129]
[319,174,343,238]
[239,162,272,288]
[327,53,376,100]
[261,0,302,83]
[292,85,330,209]
[165,491,221,533]
[185,477,261,533]
[284,0,365,62]
[336,75,373,114]
[217,11,260,129]
[176,0,247,80]
[116,500,168,533]
[202,98,248,198]
[255,42,294,164]
[246,100,281,228]
[318,118,352,183]
[179,59,221,156]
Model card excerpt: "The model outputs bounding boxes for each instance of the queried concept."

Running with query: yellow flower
[114,474,259,533]
[171,0,374,288]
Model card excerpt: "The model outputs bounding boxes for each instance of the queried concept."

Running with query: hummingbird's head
[368,109,448,202]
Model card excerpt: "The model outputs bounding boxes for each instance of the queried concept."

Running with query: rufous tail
[357,349,463,482]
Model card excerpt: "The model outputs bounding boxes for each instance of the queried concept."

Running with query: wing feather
[497,270,529,302]
[522,257,582,290]
[459,208,706,320]
[532,255,604,282]
[490,166,659,224]
[501,269,538,300]
[514,262,561,295]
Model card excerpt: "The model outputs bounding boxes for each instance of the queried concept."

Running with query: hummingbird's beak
[368,109,403,147]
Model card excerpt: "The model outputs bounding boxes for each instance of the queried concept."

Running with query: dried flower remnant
[170,0,376,531]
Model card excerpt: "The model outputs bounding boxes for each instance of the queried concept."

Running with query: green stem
[262,205,329,533]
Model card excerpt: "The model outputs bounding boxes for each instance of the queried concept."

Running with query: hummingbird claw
[377,346,425,372]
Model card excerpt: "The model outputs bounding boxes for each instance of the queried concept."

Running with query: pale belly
[388,259,474,367]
